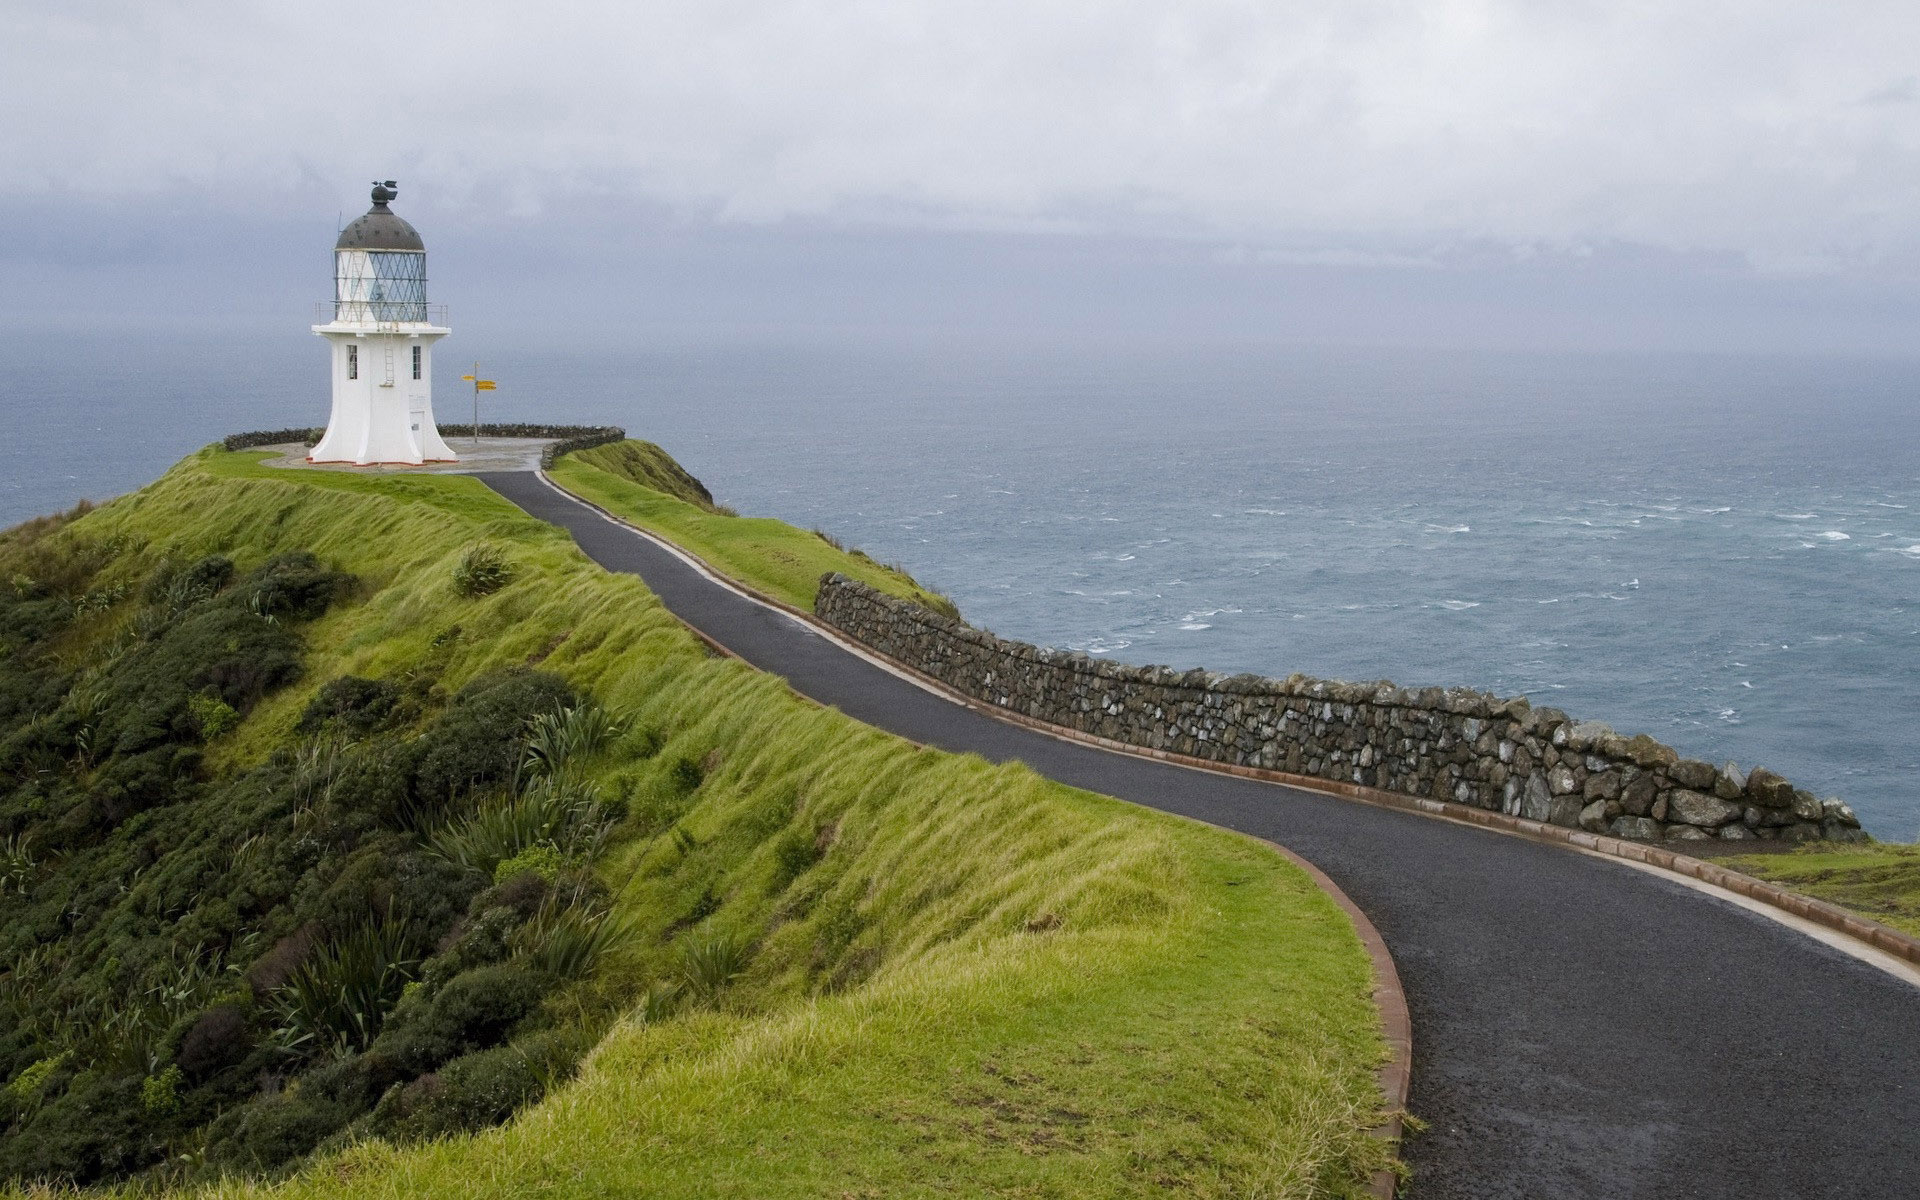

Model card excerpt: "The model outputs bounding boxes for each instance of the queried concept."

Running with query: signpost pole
[459,366,498,446]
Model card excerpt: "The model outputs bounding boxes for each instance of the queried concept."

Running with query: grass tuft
[676,926,753,1004]
[451,544,513,597]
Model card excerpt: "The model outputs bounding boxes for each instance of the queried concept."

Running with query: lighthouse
[310,182,457,465]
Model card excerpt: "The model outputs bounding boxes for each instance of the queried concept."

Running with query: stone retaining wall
[815,574,1865,845]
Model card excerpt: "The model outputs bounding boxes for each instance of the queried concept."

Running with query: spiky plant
[427,776,600,878]
[0,835,36,896]
[676,926,752,1005]
[451,544,513,597]
[269,918,423,1060]
[512,901,634,981]
[523,701,628,780]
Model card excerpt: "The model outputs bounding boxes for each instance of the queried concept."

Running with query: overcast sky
[6,2,1918,352]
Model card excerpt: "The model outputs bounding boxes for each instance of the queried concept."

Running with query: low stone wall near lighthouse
[815,574,1866,845]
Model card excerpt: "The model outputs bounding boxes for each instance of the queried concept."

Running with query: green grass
[1721,843,1920,938]
[564,439,720,509]
[11,445,1391,1197]
[551,440,959,616]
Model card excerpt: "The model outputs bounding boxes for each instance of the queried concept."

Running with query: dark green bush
[411,669,576,807]
[206,1088,357,1175]
[370,1030,584,1143]
[175,1003,254,1080]
[669,754,705,793]
[238,552,353,620]
[0,1071,148,1186]
[299,676,402,738]
[374,960,547,1077]
[179,554,235,599]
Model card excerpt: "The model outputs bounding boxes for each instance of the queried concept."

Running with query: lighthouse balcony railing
[315,301,448,326]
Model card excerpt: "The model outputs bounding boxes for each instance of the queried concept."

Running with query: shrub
[451,545,513,597]
[669,754,705,793]
[93,605,303,760]
[239,552,352,620]
[188,692,239,740]
[140,1065,182,1117]
[419,905,531,988]
[493,843,563,886]
[371,1031,583,1143]
[0,1072,147,1185]
[769,826,822,892]
[179,554,235,599]
[0,528,633,1186]
[372,961,546,1077]
[298,675,401,737]
[175,1003,253,1079]
[411,669,575,807]
[206,1089,355,1175]
[5,1053,68,1107]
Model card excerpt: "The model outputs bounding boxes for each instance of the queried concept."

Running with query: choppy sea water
[6,335,1917,837]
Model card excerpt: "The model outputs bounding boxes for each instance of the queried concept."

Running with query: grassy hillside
[563,440,718,510]
[0,445,1391,1197]
[551,440,960,617]
[1722,844,1920,937]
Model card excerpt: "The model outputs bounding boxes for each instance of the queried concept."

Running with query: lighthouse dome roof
[335,181,424,252]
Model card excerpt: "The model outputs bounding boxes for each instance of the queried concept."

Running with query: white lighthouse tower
[310,182,457,465]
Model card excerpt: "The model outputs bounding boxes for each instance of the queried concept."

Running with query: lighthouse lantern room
[310,182,457,465]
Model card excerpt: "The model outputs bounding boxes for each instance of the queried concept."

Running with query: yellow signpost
[459,364,498,442]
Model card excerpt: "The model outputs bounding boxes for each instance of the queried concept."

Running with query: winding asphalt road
[483,471,1919,1200]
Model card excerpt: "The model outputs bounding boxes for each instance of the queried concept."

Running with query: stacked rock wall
[816,574,1865,845]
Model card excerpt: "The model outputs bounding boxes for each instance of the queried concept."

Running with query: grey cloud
[7,1,1920,275]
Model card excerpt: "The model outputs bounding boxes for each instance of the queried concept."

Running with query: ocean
[6,333,1917,837]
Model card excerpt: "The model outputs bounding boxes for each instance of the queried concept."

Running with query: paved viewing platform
[254,436,560,474]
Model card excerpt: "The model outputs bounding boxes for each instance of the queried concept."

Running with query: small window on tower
[347,344,358,380]
[412,344,422,380]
